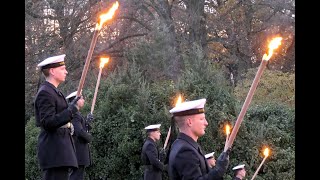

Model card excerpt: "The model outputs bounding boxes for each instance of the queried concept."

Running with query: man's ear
[186,117,193,127]
[49,68,55,76]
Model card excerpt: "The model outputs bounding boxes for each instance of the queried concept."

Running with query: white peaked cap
[205,152,215,159]
[66,91,77,99]
[37,54,66,69]
[144,124,161,130]
[169,98,206,116]
[232,164,245,170]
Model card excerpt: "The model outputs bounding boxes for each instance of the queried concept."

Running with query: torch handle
[77,29,100,97]
[224,134,229,150]
[250,156,267,180]
[163,126,171,149]
[90,67,103,114]
[224,59,268,152]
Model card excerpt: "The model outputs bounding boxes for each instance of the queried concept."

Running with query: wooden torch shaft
[90,67,103,114]
[250,156,267,180]
[77,29,100,97]
[224,59,268,152]
[163,126,171,149]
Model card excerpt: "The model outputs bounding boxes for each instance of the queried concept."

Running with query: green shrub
[25,117,41,180]
[228,103,295,179]
[25,59,294,180]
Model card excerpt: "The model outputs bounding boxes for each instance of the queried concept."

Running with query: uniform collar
[43,81,61,95]
[147,137,156,144]
[42,81,66,102]
[177,132,199,150]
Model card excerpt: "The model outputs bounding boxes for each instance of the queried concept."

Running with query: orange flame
[225,124,230,135]
[175,95,183,107]
[263,147,270,157]
[99,57,109,68]
[96,1,119,30]
[262,37,282,61]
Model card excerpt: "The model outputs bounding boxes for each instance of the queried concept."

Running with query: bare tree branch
[98,33,148,53]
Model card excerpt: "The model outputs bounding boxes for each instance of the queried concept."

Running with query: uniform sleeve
[174,147,226,180]
[36,90,72,130]
[174,147,209,180]
[209,152,229,179]
[208,167,226,180]
[145,143,165,171]
[72,113,93,143]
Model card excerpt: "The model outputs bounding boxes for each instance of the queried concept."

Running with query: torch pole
[250,156,267,180]
[90,66,103,114]
[224,59,268,152]
[76,29,100,97]
[224,134,229,150]
[163,126,171,149]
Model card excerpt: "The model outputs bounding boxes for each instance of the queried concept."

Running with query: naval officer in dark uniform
[34,54,81,180]
[167,98,230,180]
[66,91,94,180]
[141,124,167,180]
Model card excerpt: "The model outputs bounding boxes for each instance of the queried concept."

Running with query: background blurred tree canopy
[25,0,294,179]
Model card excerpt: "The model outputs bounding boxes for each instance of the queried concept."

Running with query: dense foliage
[234,68,295,108]
[26,57,294,179]
[25,1,294,179]
[25,0,295,122]
[224,103,295,180]
[25,117,41,180]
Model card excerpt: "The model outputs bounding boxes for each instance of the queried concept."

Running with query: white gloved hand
[70,123,74,135]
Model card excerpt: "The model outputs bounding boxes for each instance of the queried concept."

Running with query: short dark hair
[41,68,50,77]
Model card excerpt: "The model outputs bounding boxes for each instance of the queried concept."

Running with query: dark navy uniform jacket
[34,81,78,170]
[141,137,166,180]
[168,133,227,180]
[71,112,93,166]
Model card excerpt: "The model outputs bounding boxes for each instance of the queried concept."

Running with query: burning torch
[76,1,119,97]
[90,57,109,114]
[163,94,183,149]
[224,37,283,152]
[250,147,270,180]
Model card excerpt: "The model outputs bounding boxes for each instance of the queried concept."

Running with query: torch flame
[262,37,283,61]
[175,95,183,107]
[96,1,119,30]
[263,147,270,157]
[99,57,109,68]
[225,124,230,135]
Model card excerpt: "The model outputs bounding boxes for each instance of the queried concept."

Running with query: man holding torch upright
[167,98,231,180]
[66,91,94,180]
[141,124,168,180]
[34,54,81,180]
